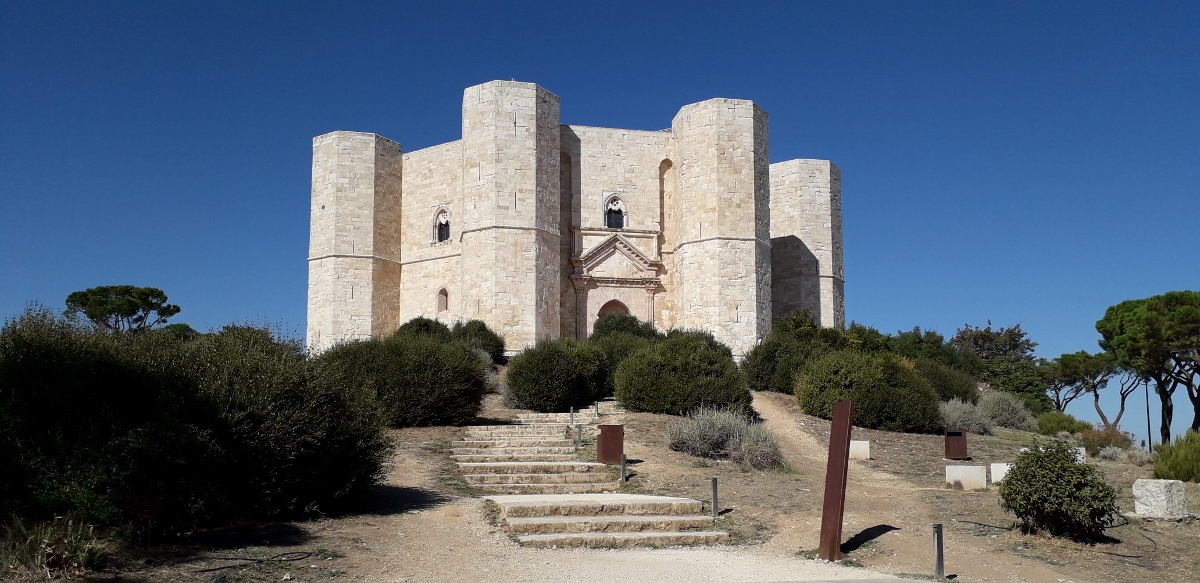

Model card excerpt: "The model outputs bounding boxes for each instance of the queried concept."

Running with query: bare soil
[67,392,1199,583]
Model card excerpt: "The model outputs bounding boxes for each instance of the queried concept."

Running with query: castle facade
[307,80,843,355]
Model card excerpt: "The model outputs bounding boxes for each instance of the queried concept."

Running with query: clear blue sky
[2,1,1197,443]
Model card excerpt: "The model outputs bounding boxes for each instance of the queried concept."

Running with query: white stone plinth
[990,463,1012,485]
[1073,447,1087,463]
[1133,479,1188,519]
[946,465,987,491]
[849,440,870,460]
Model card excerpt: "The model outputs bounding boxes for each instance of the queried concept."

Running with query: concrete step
[504,514,714,535]
[514,414,599,423]
[452,439,575,449]
[471,482,621,494]
[464,472,614,485]
[451,453,578,463]
[452,446,577,455]
[515,531,728,548]
[483,494,703,518]
[456,461,613,475]
[465,425,569,436]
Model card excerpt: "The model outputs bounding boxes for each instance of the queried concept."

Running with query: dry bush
[668,407,783,470]
[939,398,992,435]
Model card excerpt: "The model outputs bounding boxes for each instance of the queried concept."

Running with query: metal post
[620,454,627,483]
[933,523,944,579]
[569,407,574,426]
[711,477,718,518]
[594,401,599,416]
[576,424,582,447]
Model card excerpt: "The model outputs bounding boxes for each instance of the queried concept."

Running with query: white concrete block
[990,463,1012,485]
[849,440,870,460]
[1073,447,1087,463]
[1133,479,1188,519]
[946,465,987,491]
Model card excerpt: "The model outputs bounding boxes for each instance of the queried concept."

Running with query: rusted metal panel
[597,424,624,465]
[818,400,853,561]
[945,430,969,460]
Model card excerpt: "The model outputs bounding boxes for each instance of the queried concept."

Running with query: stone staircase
[453,408,619,494]
[484,494,728,548]
[455,402,728,548]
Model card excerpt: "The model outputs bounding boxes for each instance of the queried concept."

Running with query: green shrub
[505,338,595,412]
[913,358,979,403]
[1037,411,1093,436]
[998,441,1118,541]
[667,407,783,470]
[584,332,654,398]
[1097,446,1122,461]
[939,399,992,435]
[1079,427,1133,456]
[590,313,662,341]
[315,332,487,428]
[614,333,750,415]
[394,316,452,342]
[888,327,981,375]
[977,391,1036,431]
[795,350,942,434]
[450,319,506,364]
[742,335,835,394]
[991,360,1053,414]
[0,308,392,537]
[1153,430,1200,482]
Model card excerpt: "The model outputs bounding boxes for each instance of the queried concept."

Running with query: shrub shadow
[330,484,452,517]
[840,524,900,554]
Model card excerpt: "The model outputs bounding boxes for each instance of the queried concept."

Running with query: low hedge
[394,316,452,342]
[913,358,978,403]
[585,332,653,398]
[590,313,662,341]
[614,333,750,415]
[795,350,941,434]
[450,319,506,365]
[1036,411,1093,436]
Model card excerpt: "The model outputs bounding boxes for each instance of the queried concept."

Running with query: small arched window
[436,210,450,243]
[605,198,625,229]
[437,289,449,312]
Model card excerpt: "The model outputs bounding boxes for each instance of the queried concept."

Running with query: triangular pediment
[577,234,660,277]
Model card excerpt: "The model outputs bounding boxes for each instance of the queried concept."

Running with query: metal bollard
[594,401,599,416]
[711,477,719,518]
[569,407,574,426]
[933,523,944,579]
[576,425,582,447]
[620,454,627,483]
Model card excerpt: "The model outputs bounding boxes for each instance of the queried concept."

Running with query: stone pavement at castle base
[453,400,731,548]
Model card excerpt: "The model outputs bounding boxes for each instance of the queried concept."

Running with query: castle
[307,80,844,356]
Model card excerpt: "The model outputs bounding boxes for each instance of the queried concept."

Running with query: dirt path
[752,392,1077,583]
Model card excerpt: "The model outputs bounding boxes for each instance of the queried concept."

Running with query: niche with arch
[597,299,630,319]
[604,195,625,229]
[432,207,451,244]
[437,288,449,312]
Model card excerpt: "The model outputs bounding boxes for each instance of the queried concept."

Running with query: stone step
[453,439,575,449]
[515,531,728,548]
[504,514,714,535]
[465,425,569,436]
[470,482,621,494]
[514,414,599,422]
[456,461,613,475]
[484,494,703,518]
[451,453,578,463]
[464,472,614,485]
[452,446,577,456]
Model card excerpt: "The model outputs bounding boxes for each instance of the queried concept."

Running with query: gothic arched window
[605,198,625,229]
[435,210,450,242]
[437,289,449,312]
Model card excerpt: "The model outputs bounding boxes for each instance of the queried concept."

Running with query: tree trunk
[1156,377,1174,445]
[1092,390,1112,428]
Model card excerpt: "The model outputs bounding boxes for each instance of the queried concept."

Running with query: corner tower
[459,81,562,350]
[306,131,403,351]
[670,99,772,355]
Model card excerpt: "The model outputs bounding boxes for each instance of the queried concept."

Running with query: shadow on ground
[841,524,900,554]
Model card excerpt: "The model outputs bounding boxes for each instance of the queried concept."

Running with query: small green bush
[998,441,1118,541]
[394,316,452,342]
[1037,411,1093,436]
[1153,430,1200,482]
[977,391,1036,431]
[505,338,595,412]
[590,313,662,341]
[939,398,992,435]
[614,333,750,416]
[450,319,506,364]
[585,332,654,398]
[667,407,783,470]
[913,358,979,403]
[1079,427,1132,456]
[742,335,835,394]
[795,350,942,434]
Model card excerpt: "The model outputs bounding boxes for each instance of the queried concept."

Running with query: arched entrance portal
[597,299,630,320]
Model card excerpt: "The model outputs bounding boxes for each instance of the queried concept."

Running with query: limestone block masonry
[307,80,846,355]
[1132,479,1188,519]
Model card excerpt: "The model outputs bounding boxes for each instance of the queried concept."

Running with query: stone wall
[769,159,845,328]
[399,139,463,323]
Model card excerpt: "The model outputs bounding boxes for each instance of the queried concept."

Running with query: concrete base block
[1133,479,1188,519]
[849,440,870,460]
[946,465,987,491]
[990,463,1012,485]
[1073,447,1087,463]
